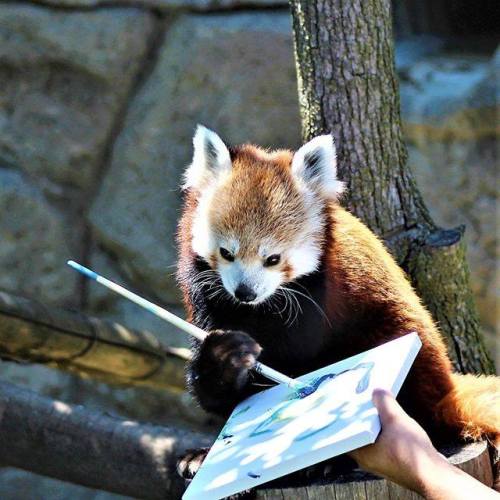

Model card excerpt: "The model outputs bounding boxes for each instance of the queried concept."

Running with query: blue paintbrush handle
[67,260,304,391]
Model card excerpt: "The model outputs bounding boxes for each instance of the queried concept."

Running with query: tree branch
[0,290,189,390]
[0,380,214,499]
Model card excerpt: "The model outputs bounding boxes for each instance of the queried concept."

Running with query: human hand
[349,389,498,499]
[349,388,448,493]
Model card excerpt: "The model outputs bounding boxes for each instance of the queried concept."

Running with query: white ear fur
[291,134,344,198]
[183,125,232,190]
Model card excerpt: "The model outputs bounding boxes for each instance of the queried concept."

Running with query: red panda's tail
[436,373,500,441]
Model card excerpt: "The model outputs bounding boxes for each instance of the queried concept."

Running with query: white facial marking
[191,184,216,258]
[224,238,239,255]
[185,129,341,305]
[187,127,232,259]
[258,241,280,260]
[288,240,322,278]
[218,260,282,304]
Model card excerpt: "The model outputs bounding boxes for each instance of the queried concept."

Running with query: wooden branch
[0,290,190,391]
[0,380,213,499]
[0,380,494,499]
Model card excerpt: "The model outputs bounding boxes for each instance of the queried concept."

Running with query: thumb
[372,388,405,426]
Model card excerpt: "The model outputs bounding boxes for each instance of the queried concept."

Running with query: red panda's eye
[220,247,234,262]
[264,254,281,267]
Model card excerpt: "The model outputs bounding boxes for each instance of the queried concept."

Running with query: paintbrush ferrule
[253,362,302,390]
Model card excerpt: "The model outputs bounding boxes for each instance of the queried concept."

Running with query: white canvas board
[183,333,422,500]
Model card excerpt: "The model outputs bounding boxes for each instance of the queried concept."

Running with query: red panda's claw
[176,447,210,481]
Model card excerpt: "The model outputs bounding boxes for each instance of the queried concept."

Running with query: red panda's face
[183,126,343,305]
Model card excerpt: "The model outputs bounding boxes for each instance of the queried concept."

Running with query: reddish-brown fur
[178,143,500,445]
[210,145,311,260]
[324,206,499,441]
[436,374,500,440]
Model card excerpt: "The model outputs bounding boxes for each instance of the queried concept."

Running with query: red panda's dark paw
[203,330,262,389]
[176,447,210,481]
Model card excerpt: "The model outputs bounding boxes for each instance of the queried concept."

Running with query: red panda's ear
[291,134,344,198]
[183,125,232,190]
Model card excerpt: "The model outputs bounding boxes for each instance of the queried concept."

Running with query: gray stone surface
[27,0,287,11]
[395,35,445,71]
[87,246,191,348]
[0,168,77,304]
[89,12,301,303]
[400,47,498,337]
[0,5,155,192]
[400,55,491,124]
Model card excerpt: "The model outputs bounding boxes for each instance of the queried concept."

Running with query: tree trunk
[0,380,214,499]
[288,0,495,374]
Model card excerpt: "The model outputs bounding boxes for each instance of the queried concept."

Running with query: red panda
[176,125,499,478]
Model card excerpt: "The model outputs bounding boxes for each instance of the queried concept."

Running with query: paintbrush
[67,260,313,396]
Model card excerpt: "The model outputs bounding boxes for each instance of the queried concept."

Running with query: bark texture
[0,381,213,499]
[0,290,188,391]
[288,0,495,374]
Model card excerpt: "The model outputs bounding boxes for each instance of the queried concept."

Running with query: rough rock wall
[0,1,497,497]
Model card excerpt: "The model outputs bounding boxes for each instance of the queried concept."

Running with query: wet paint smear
[294,416,339,441]
[297,373,336,398]
[216,405,251,441]
[249,362,375,439]
[354,362,374,393]
[295,361,375,399]
[217,362,376,443]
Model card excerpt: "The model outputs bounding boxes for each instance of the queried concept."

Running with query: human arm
[349,389,498,499]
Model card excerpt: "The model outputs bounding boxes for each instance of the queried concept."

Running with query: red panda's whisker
[275,287,300,327]
[281,286,331,328]
[275,290,289,317]
[275,288,292,325]
[289,290,301,326]
[206,285,225,302]
[289,291,302,325]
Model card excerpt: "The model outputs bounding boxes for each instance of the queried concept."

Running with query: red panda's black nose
[234,284,257,303]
